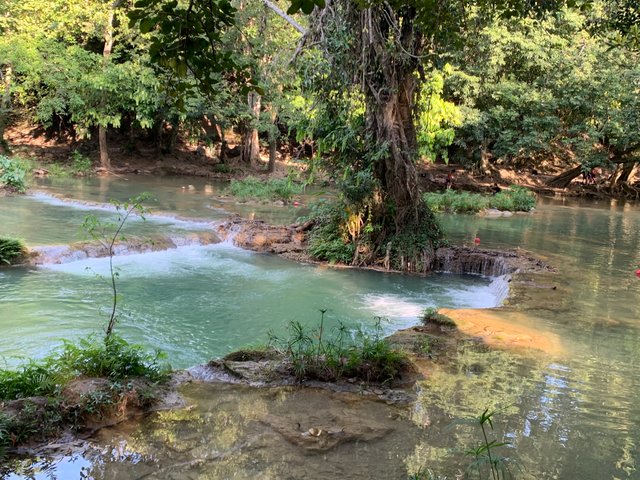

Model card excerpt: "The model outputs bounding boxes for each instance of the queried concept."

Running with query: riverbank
[4,120,633,201]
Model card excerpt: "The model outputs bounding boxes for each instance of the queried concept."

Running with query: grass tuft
[228,176,303,202]
[268,313,408,383]
[424,186,536,214]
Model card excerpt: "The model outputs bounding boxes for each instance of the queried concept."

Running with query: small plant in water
[82,193,150,337]
[465,409,513,480]
[421,307,456,328]
[268,312,407,383]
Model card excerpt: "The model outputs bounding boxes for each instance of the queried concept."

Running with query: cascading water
[5,177,639,480]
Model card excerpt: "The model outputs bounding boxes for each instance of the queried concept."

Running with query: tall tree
[300,0,571,268]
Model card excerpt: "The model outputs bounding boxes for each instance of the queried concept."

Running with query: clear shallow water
[415,197,640,479]
[2,180,640,479]
[0,175,501,368]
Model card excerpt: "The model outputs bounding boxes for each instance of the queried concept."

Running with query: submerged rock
[25,231,221,265]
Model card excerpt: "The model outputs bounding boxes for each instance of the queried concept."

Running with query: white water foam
[28,191,215,230]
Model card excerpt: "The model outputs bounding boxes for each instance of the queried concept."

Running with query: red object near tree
[635,269,640,278]
[474,237,481,245]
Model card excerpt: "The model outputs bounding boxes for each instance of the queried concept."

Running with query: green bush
[57,335,169,382]
[0,237,27,265]
[306,200,356,264]
[228,176,303,202]
[213,163,232,173]
[421,307,456,328]
[70,151,92,175]
[268,314,408,383]
[0,156,28,193]
[424,190,489,214]
[489,185,536,212]
[0,334,169,401]
[424,186,536,214]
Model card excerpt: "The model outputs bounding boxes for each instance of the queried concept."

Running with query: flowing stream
[2,176,640,479]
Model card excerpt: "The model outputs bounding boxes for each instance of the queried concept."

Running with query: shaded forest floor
[4,121,633,199]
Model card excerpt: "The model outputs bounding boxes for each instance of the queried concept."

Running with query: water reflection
[3,183,640,479]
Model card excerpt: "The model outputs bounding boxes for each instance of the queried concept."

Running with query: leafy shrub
[0,156,28,192]
[0,334,169,401]
[425,190,488,214]
[268,313,408,383]
[306,200,356,264]
[213,163,232,173]
[58,335,169,382]
[228,176,303,202]
[0,237,27,265]
[0,363,61,400]
[70,151,92,175]
[421,307,456,328]
[490,185,536,212]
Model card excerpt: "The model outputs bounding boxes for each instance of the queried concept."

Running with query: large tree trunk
[0,65,12,154]
[546,165,583,188]
[359,5,423,234]
[369,75,420,233]
[242,92,261,168]
[309,2,442,271]
[267,106,277,173]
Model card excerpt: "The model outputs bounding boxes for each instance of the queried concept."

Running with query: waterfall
[487,274,511,306]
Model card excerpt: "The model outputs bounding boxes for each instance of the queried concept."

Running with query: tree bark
[268,107,278,173]
[0,65,12,154]
[369,76,421,232]
[611,161,638,191]
[242,92,261,167]
[546,165,583,188]
[261,0,306,34]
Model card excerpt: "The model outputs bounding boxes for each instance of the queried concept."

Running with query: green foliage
[227,176,303,202]
[70,150,92,175]
[464,409,514,480]
[447,10,640,171]
[128,0,255,95]
[306,200,356,264]
[416,66,463,163]
[424,187,536,214]
[0,156,28,192]
[490,186,536,212]
[268,313,407,384]
[421,307,456,328]
[58,335,169,382]
[386,201,444,273]
[0,363,61,400]
[0,334,168,401]
[0,334,168,462]
[425,190,488,214]
[0,237,26,265]
[82,193,150,337]
[213,163,232,174]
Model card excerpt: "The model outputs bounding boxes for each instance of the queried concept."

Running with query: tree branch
[261,0,306,34]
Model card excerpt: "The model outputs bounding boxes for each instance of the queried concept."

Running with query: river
[2,176,640,479]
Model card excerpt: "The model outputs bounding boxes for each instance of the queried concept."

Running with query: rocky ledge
[216,217,554,277]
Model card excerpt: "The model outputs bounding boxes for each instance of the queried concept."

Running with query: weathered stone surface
[217,217,308,261]
[26,231,221,265]
[217,217,554,277]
